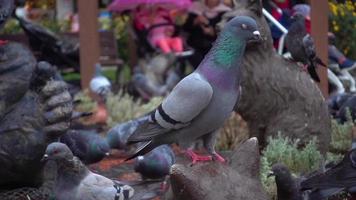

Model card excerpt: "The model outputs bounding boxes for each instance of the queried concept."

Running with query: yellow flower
[334,25,339,32]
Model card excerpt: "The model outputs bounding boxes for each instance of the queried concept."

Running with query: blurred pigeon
[337,95,356,123]
[327,93,353,117]
[285,13,326,82]
[0,160,57,200]
[126,16,262,163]
[43,142,134,200]
[0,0,14,30]
[90,63,111,100]
[107,115,151,150]
[268,163,304,200]
[301,149,356,199]
[134,145,175,180]
[60,130,110,164]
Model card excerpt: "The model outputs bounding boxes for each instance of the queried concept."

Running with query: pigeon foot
[186,149,212,164]
[212,152,226,163]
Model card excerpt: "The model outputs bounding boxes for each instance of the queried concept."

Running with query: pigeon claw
[186,149,212,164]
[212,152,226,163]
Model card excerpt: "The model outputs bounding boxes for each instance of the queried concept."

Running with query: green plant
[261,134,323,199]
[106,91,162,127]
[0,19,23,34]
[73,90,97,113]
[329,0,356,58]
[330,118,353,153]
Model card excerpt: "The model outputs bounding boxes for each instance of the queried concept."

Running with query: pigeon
[60,130,110,164]
[126,16,262,163]
[0,0,14,30]
[268,163,304,200]
[134,145,175,180]
[0,160,58,200]
[90,63,111,100]
[107,115,151,150]
[42,142,134,200]
[337,95,356,123]
[301,149,356,199]
[327,93,353,117]
[285,13,326,82]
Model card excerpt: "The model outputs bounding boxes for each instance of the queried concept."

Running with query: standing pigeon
[42,142,134,200]
[90,63,111,100]
[126,16,262,163]
[285,13,326,82]
[60,130,110,164]
[107,115,151,150]
[268,163,304,200]
[301,149,356,199]
[134,145,175,180]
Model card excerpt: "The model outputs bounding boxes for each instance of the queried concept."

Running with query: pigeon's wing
[303,34,327,67]
[60,131,88,159]
[128,73,213,142]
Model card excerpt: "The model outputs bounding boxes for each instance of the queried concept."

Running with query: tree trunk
[226,0,331,153]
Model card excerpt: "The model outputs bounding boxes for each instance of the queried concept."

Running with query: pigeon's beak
[41,154,49,162]
[105,152,110,156]
[250,31,262,43]
[267,171,275,178]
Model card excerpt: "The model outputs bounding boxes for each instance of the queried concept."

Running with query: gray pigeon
[285,13,326,82]
[268,163,304,200]
[43,142,134,200]
[134,145,175,180]
[89,63,111,100]
[60,130,110,164]
[0,0,14,30]
[301,149,356,200]
[107,115,151,150]
[126,16,262,163]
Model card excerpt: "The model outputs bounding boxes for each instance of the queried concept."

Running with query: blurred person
[183,0,231,67]
[133,4,183,54]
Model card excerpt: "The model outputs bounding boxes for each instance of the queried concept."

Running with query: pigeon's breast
[177,87,239,142]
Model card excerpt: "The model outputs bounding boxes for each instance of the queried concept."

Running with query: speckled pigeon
[60,129,110,164]
[126,16,262,163]
[134,145,175,180]
[268,163,305,200]
[107,115,151,150]
[90,63,111,100]
[301,149,356,199]
[285,13,326,82]
[43,142,134,200]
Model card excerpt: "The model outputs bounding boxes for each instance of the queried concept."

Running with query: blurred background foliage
[329,0,356,59]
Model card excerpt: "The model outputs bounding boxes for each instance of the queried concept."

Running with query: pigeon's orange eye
[241,24,247,29]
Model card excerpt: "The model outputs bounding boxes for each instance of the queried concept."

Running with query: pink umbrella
[108,0,192,12]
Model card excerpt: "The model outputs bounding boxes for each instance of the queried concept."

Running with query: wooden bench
[0,31,123,82]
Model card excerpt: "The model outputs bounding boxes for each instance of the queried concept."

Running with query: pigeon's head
[91,139,110,158]
[42,142,74,162]
[291,12,305,22]
[268,163,294,184]
[222,16,262,44]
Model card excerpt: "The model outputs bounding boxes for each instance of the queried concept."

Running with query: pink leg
[185,149,212,164]
[156,38,172,53]
[212,152,226,163]
[170,37,183,53]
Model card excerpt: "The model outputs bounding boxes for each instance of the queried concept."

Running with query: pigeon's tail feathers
[127,119,169,144]
[314,57,327,67]
[125,140,157,161]
[308,188,344,200]
[307,65,321,82]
